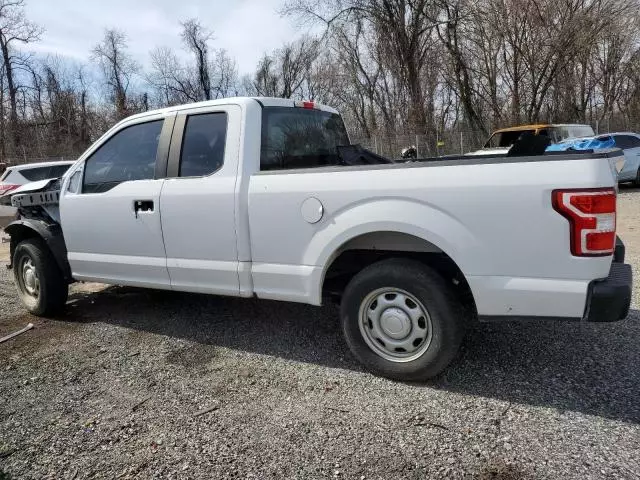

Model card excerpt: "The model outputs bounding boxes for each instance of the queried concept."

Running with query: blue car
[547,132,640,185]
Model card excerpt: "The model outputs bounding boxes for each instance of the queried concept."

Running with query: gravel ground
[1,189,640,479]
[0,204,15,229]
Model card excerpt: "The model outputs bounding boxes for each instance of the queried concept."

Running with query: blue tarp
[546,136,615,152]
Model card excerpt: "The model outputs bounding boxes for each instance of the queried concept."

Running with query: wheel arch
[6,220,72,281]
[305,198,477,303]
[316,229,477,318]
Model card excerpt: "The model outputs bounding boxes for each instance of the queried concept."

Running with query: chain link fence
[352,130,487,159]
[352,122,640,160]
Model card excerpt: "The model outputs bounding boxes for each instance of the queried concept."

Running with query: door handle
[134,200,154,218]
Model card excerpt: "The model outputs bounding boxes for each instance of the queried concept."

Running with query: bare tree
[285,0,448,134]
[0,0,41,151]
[3,0,640,163]
[91,29,138,119]
[253,36,319,98]
[147,46,199,105]
[210,48,238,98]
[181,19,213,100]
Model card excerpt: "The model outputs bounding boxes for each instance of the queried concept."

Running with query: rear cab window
[260,106,350,170]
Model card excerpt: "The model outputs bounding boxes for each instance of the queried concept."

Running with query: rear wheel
[340,258,465,381]
[13,238,68,316]
[634,168,640,187]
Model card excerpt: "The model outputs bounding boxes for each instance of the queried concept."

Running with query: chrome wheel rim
[20,257,40,298]
[358,288,433,362]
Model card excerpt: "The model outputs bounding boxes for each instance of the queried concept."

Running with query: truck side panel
[247,156,617,316]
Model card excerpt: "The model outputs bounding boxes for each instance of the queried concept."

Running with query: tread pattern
[13,237,68,316]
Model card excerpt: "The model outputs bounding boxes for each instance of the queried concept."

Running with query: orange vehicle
[468,123,595,155]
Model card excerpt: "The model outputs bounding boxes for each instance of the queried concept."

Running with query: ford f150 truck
[1,97,632,380]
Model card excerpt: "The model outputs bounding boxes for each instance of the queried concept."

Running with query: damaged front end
[0,178,72,281]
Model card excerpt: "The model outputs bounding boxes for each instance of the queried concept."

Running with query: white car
[0,161,75,227]
[0,160,75,196]
[1,97,632,380]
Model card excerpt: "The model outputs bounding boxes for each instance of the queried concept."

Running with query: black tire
[12,237,68,316]
[635,168,640,187]
[340,258,465,381]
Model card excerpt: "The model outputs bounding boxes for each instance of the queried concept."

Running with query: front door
[60,114,175,288]
[159,105,241,295]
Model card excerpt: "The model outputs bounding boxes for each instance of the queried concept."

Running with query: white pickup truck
[1,97,632,380]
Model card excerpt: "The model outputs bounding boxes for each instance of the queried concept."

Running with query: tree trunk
[0,36,19,151]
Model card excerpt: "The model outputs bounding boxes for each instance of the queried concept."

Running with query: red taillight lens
[552,188,616,256]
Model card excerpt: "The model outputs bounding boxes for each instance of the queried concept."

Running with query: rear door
[60,114,175,287]
[159,104,242,295]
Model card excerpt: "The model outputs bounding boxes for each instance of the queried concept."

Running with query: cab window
[83,120,163,194]
[179,113,227,177]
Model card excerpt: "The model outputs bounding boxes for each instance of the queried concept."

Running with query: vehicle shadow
[618,183,640,192]
[64,286,640,425]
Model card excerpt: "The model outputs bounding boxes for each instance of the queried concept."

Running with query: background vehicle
[2,97,632,381]
[0,160,75,196]
[546,132,640,185]
[0,160,75,228]
[467,124,595,156]
[598,133,640,185]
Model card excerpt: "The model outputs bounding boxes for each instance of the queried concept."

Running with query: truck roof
[121,97,340,125]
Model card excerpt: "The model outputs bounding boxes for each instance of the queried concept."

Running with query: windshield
[550,125,595,142]
[260,107,350,170]
[484,130,536,148]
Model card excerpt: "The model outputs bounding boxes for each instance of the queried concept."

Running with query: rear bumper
[583,262,632,322]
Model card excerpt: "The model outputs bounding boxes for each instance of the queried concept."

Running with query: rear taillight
[552,188,616,257]
[0,184,18,195]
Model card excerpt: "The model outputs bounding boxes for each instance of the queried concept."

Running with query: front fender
[5,219,71,281]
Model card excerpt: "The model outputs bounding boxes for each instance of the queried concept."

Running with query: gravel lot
[1,189,640,479]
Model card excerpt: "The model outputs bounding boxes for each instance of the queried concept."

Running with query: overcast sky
[24,0,302,74]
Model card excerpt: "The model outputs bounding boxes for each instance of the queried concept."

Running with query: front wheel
[634,168,640,187]
[340,258,465,381]
[13,238,68,316]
